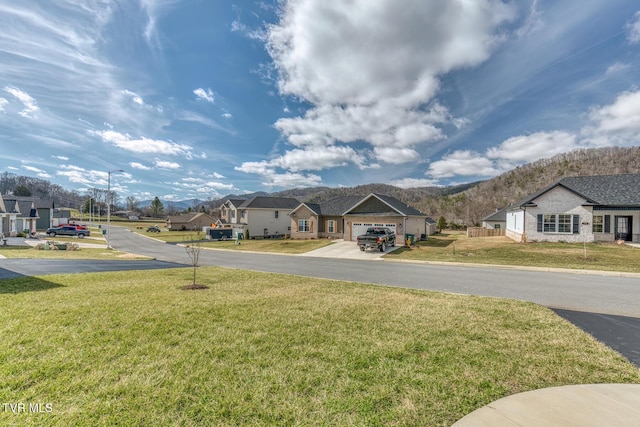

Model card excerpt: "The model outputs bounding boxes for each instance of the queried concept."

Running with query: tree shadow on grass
[0,273,64,294]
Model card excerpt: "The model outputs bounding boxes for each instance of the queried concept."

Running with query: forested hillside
[414,146,640,226]
[3,146,640,225]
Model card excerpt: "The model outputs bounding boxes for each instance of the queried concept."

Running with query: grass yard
[387,231,640,273]
[198,238,333,254]
[0,246,150,260]
[0,267,638,426]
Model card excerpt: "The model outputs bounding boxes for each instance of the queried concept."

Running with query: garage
[351,222,397,241]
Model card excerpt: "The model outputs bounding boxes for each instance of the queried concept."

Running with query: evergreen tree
[151,197,164,218]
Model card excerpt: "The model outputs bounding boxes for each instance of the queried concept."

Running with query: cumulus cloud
[233,0,516,182]
[583,89,640,145]
[90,129,193,156]
[194,87,214,103]
[57,165,110,186]
[626,11,640,44]
[53,155,69,161]
[486,131,579,162]
[4,86,40,118]
[427,150,504,179]
[0,97,7,112]
[426,131,580,180]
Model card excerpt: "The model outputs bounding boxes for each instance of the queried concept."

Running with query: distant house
[166,213,215,231]
[218,199,246,226]
[217,197,300,238]
[52,209,71,227]
[1,195,53,234]
[506,174,640,243]
[0,194,19,237]
[482,208,507,230]
[289,193,430,242]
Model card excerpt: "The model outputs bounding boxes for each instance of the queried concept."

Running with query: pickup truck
[356,227,395,252]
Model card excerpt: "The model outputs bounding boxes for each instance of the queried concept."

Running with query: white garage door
[351,223,397,241]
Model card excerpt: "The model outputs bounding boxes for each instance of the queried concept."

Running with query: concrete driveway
[301,239,402,260]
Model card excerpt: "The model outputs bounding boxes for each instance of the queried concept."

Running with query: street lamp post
[106,169,125,249]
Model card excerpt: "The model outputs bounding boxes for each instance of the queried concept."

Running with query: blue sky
[1,1,640,201]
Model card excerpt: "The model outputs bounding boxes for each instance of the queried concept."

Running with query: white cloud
[57,165,110,186]
[122,90,144,106]
[234,162,322,188]
[486,131,579,163]
[249,0,516,181]
[583,89,640,145]
[53,155,69,161]
[130,162,151,170]
[222,112,232,118]
[605,62,629,75]
[391,178,440,189]
[22,165,51,178]
[0,97,7,112]
[4,86,40,118]
[427,150,503,179]
[194,87,214,103]
[90,129,193,156]
[212,172,225,179]
[626,11,640,44]
[154,160,181,170]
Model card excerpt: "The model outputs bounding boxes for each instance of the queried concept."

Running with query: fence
[467,227,506,238]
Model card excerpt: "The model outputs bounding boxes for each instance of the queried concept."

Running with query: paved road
[2,226,639,366]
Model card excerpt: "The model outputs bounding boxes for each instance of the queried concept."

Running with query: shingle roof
[483,207,507,222]
[224,199,246,208]
[240,196,300,209]
[318,196,364,216]
[2,195,54,209]
[373,193,426,216]
[517,174,640,207]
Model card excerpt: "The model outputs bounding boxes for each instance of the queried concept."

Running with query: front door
[614,216,633,241]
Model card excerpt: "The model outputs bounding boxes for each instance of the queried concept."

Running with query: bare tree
[183,233,208,290]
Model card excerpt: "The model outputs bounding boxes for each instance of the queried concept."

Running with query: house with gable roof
[218,196,300,238]
[506,174,640,243]
[289,193,430,242]
[1,194,42,236]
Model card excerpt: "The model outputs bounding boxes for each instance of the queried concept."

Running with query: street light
[106,169,125,249]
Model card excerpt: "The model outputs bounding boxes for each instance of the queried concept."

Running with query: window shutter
[572,215,579,234]
[604,215,611,233]
[537,214,543,232]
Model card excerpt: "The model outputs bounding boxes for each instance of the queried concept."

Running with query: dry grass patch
[388,231,640,273]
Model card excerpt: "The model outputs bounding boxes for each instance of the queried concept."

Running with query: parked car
[46,226,90,238]
[356,227,396,252]
[147,225,161,233]
[57,223,88,230]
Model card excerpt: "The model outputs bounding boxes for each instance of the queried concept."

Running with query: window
[543,214,556,232]
[558,214,572,233]
[327,220,335,233]
[275,210,279,219]
[592,215,603,233]
[241,210,245,219]
[231,210,235,220]
[538,214,579,234]
[494,224,501,230]
[298,219,309,232]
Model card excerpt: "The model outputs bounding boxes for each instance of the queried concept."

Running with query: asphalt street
[2,226,639,367]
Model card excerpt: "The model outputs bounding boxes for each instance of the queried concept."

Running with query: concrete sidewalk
[453,384,640,426]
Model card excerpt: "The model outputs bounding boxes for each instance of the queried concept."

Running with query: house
[0,194,18,237]
[218,199,246,226]
[506,174,640,243]
[236,196,300,238]
[482,208,507,230]
[166,212,215,231]
[1,195,49,236]
[289,193,429,242]
[52,209,71,227]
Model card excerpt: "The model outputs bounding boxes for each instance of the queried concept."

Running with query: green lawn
[387,231,640,273]
[0,267,638,426]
